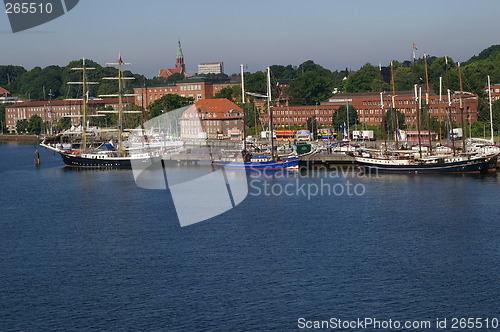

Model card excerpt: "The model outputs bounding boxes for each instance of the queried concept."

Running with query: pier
[299,153,357,168]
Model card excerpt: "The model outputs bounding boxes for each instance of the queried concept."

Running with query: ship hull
[59,152,133,169]
[356,155,497,174]
[215,157,299,170]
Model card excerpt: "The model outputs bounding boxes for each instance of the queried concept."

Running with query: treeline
[2,45,500,133]
[0,59,150,101]
[214,45,500,128]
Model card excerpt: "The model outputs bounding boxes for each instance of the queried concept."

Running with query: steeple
[175,39,185,75]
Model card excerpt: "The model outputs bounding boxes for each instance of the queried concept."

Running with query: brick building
[134,78,240,108]
[179,99,243,139]
[485,83,500,102]
[5,97,133,133]
[263,89,478,129]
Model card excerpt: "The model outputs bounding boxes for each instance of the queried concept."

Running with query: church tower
[175,39,186,76]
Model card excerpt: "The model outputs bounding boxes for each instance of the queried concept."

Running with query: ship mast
[457,62,467,153]
[267,67,275,161]
[99,55,136,155]
[67,58,98,152]
[241,64,246,153]
[424,52,433,153]
[487,75,495,144]
[412,44,423,158]
[390,61,399,148]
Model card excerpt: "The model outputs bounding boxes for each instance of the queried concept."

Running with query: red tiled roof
[180,99,243,120]
[159,68,188,79]
[0,87,10,95]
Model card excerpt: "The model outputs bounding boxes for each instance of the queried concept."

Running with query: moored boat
[356,153,497,174]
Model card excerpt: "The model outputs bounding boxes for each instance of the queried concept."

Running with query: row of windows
[179,85,202,91]
[274,109,334,116]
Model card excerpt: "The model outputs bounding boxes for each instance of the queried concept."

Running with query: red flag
[119,54,124,64]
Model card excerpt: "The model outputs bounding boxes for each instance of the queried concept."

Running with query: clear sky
[1,0,499,77]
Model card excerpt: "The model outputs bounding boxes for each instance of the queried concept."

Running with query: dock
[299,153,357,168]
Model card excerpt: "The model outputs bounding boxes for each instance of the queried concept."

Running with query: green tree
[0,103,13,133]
[147,94,193,120]
[332,105,358,131]
[213,85,241,101]
[123,103,142,129]
[344,63,386,93]
[382,109,406,134]
[16,119,29,134]
[27,114,43,134]
[244,71,267,95]
[165,73,185,84]
[286,70,334,105]
[269,65,297,80]
[54,117,72,132]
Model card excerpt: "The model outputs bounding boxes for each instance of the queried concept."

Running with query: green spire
[177,39,183,59]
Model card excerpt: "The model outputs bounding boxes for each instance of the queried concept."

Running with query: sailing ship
[214,66,298,170]
[42,56,158,168]
[355,56,498,174]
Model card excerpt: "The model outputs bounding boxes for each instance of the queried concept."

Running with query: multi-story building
[485,83,500,102]
[263,89,479,129]
[5,97,133,133]
[134,78,240,108]
[0,87,20,104]
[179,99,243,139]
[197,62,224,75]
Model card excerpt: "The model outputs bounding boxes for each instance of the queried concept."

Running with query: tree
[332,105,358,131]
[54,117,71,132]
[0,103,13,133]
[244,71,267,95]
[382,109,406,134]
[122,103,142,129]
[165,73,186,84]
[269,65,297,80]
[343,63,386,93]
[28,114,43,134]
[286,70,334,105]
[213,86,241,102]
[147,94,193,120]
[16,119,29,134]
[491,99,500,132]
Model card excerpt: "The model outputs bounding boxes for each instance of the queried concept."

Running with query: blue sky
[1,0,499,77]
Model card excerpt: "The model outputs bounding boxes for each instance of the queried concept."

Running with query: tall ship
[42,56,160,168]
[355,57,498,174]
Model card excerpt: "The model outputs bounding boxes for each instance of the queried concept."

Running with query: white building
[197,62,224,75]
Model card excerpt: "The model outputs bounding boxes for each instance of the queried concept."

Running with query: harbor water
[0,143,499,331]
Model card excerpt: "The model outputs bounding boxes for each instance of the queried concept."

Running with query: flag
[119,54,124,64]
[413,43,418,50]
[412,43,417,60]
[343,122,348,138]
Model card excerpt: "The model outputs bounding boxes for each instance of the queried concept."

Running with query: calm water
[0,143,499,331]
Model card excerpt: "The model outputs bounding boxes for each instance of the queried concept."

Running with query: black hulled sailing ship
[355,58,498,174]
[42,56,153,168]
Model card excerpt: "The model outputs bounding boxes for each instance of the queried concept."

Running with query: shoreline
[0,135,42,143]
